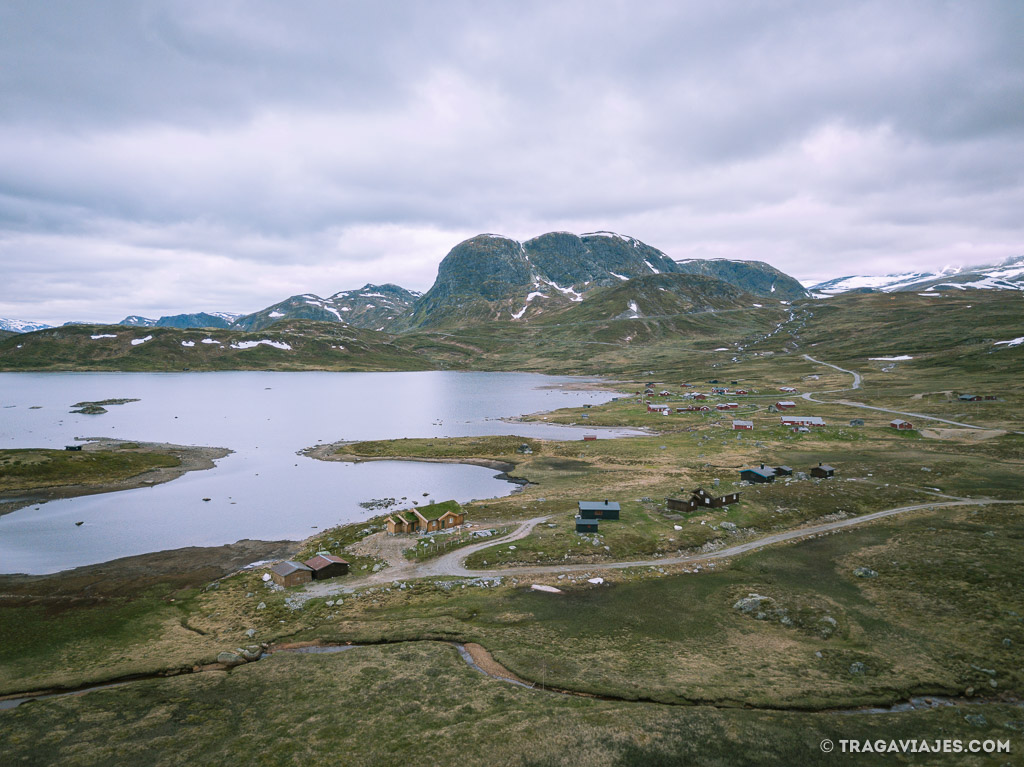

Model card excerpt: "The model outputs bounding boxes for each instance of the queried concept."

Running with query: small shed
[740,465,776,483]
[810,462,835,479]
[270,561,313,588]
[575,517,599,533]
[578,500,620,520]
[304,553,350,580]
[849,418,865,426]
[732,420,753,430]
[64,445,83,451]
[582,435,597,441]
[666,496,697,512]
[890,419,914,430]
[774,465,793,476]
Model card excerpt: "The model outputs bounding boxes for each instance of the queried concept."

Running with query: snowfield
[90,334,117,340]
[230,340,292,350]
[130,335,153,346]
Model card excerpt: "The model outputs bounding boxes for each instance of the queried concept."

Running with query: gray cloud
[1,0,1022,324]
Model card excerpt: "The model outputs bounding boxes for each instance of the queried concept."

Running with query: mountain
[119,315,157,327]
[156,312,240,330]
[404,231,806,328]
[0,318,53,333]
[232,284,419,332]
[673,259,809,300]
[810,255,1024,295]
[404,231,683,327]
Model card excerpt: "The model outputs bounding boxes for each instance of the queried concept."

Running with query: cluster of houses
[740,462,835,483]
[666,487,741,511]
[575,500,620,533]
[270,554,350,587]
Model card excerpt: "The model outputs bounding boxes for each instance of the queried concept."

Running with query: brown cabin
[810,462,835,479]
[270,561,313,588]
[304,553,350,580]
[385,503,466,535]
[667,487,741,511]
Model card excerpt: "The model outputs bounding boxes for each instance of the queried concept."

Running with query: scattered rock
[720,521,737,531]
[964,714,987,728]
[853,567,878,578]
[256,602,266,610]
[245,628,256,638]
[849,662,866,675]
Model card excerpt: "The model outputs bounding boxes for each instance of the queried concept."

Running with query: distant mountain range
[809,255,1024,295]
[4,236,1021,334]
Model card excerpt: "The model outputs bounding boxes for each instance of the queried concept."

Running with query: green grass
[0,448,180,493]
[1,642,1018,767]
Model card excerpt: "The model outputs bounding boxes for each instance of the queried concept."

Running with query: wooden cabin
[740,465,776,483]
[810,462,835,479]
[303,553,350,580]
[578,500,620,520]
[575,517,599,533]
[386,501,466,535]
[775,401,797,410]
[270,561,313,588]
[64,445,83,451]
[889,419,914,430]
[732,420,753,430]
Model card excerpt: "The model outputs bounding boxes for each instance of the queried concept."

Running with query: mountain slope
[0,318,53,333]
[0,321,434,372]
[674,259,809,300]
[233,284,419,332]
[810,255,1024,295]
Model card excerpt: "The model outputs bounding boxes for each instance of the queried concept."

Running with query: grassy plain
[1,291,1023,764]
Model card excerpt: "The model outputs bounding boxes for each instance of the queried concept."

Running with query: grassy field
[3,641,1021,767]
[0,447,180,493]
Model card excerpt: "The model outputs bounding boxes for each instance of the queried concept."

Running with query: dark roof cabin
[810,462,835,478]
[64,445,83,451]
[270,561,313,588]
[575,517,599,533]
[774,465,793,476]
[740,465,775,483]
[304,553,349,580]
[691,487,740,508]
[578,500,620,519]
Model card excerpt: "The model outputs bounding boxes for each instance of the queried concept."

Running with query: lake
[0,371,631,574]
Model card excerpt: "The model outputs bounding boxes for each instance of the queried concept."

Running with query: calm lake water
[0,371,631,574]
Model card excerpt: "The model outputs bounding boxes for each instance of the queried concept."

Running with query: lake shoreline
[0,440,232,518]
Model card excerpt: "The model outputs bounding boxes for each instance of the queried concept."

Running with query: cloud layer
[1,1,1022,323]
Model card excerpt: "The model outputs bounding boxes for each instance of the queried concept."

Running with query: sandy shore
[0,439,232,518]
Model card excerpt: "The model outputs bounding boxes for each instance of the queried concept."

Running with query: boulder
[849,662,866,675]
[217,651,246,667]
[853,567,878,578]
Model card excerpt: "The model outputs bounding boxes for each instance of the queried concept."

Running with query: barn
[304,553,350,580]
[740,465,776,483]
[270,561,313,588]
[578,500,620,520]
[890,419,914,430]
[775,401,797,410]
[575,517,599,533]
[810,462,835,479]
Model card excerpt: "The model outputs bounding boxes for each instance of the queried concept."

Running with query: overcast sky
[1,1,1022,324]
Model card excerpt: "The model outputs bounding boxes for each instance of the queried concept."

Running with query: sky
[1,1,1022,324]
